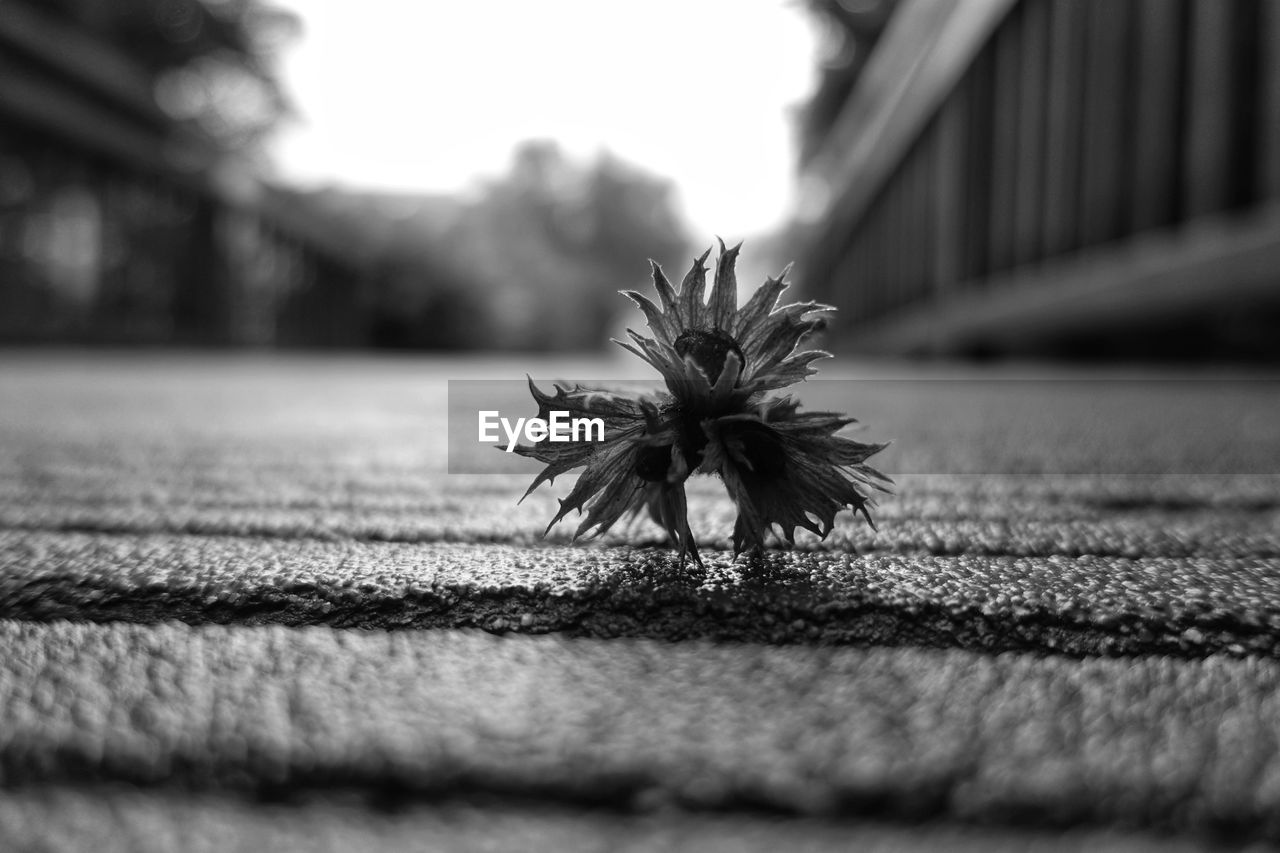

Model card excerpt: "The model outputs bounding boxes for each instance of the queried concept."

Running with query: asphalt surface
[1,352,1278,850]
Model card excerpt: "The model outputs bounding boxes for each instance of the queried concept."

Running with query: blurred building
[0,0,371,346]
[798,0,1280,359]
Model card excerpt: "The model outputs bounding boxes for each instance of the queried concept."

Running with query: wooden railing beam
[0,0,168,127]
[841,203,1280,355]
[797,0,1018,233]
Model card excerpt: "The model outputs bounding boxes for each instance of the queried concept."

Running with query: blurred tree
[446,141,691,350]
[225,143,690,351]
[153,1,299,157]
[367,252,492,351]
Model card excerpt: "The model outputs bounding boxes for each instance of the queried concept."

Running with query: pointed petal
[732,514,762,556]
[545,438,641,535]
[711,404,890,550]
[675,353,713,398]
[732,273,788,339]
[747,349,831,392]
[679,248,711,329]
[649,260,679,316]
[612,337,650,363]
[654,483,700,564]
[612,336,669,375]
[739,303,834,377]
[709,239,740,331]
[828,436,892,466]
[625,330,684,381]
[515,378,661,509]
[514,439,595,500]
[709,349,742,410]
[574,470,647,540]
[621,290,674,345]
[524,377,648,422]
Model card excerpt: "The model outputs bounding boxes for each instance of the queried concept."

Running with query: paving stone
[0,787,1225,853]
[3,622,1280,840]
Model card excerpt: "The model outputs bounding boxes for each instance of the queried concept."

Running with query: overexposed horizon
[265,1,819,240]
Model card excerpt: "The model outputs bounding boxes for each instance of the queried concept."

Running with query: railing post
[1041,0,1085,259]
[1129,0,1185,233]
[1012,0,1048,268]
[1260,0,1280,202]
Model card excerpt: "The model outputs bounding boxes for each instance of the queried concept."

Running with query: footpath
[1,353,1277,851]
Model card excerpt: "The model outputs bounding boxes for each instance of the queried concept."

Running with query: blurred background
[1,0,1278,360]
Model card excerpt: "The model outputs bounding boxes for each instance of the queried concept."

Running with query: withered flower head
[515,241,890,563]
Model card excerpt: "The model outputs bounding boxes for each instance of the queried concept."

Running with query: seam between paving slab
[1,516,1277,560]
[3,532,1280,659]
[4,572,1275,659]
[0,785,1228,853]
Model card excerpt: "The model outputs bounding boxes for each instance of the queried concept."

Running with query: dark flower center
[634,437,706,482]
[674,328,744,384]
[634,445,673,482]
[734,421,787,479]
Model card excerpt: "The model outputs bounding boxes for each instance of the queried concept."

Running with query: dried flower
[515,241,890,562]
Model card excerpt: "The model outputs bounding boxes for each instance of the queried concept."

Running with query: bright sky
[266,1,819,239]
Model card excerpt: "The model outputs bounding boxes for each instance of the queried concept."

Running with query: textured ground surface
[1,352,1278,850]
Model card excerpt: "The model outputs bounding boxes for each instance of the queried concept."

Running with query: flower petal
[621,290,675,346]
[572,462,650,540]
[679,248,711,329]
[709,238,741,331]
[739,302,835,383]
[648,483,700,564]
[612,332,681,381]
[708,349,744,411]
[649,259,681,318]
[515,379,666,502]
[543,437,646,536]
[731,265,790,339]
[747,349,831,393]
[705,405,891,554]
